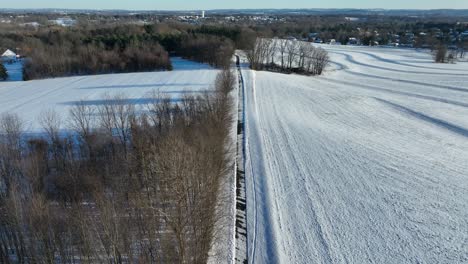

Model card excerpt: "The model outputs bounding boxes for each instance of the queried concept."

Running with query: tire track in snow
[0,81,34,103]
[273,97,335,264]
[346,70,468,94]
[245,69,280,264]
[247,70,259,263]
[375,98,468,138]
[6,76,88,112]
[318,76,468,108]
[327,52,468,94]
[331,51,468,76]
[327,48,467,72]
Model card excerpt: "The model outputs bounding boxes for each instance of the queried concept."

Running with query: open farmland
[0,58,219,131]
[243,45,468,263]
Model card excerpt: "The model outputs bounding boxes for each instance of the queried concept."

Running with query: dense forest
[0,23,242,80]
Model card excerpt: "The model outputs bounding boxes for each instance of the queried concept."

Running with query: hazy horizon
[1,0,468,11]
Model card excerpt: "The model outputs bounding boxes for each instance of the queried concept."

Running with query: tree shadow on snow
[76,83,211,90]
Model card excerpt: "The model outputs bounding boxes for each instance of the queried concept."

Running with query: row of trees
[0,69,236,263]
[23,41,172,80]
[247,38,329,75]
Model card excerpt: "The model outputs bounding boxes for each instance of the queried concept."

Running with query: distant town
[1,9,467,50]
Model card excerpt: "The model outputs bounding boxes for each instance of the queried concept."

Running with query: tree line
[82,24,236,68]
[0,69,236,263]
[22,41,172,80]
[0,23,237,80]
[247,38,330,75]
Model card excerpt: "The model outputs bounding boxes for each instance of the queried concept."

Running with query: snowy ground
[0,58,218,132]
[244,45,468,263]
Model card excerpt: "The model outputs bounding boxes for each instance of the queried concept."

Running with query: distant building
[51,17,77,27]
[461,31,468,39]
[347,37,359,45]
[308,33,319,42]
[21,22,41,28]
[1,49,17,62]
[345,17,360,21]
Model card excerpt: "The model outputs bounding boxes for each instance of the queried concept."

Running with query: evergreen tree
[0,63,8,81]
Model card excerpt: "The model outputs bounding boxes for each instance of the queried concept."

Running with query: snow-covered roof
[2,49,16,57]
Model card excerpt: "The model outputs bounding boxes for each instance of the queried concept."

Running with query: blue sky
[2,0,468,10]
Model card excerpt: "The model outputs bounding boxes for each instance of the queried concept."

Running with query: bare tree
[298,42,311,69]
[278,39,288,70]
[0,113,23,154]
[69,100,96,158]
[434,44,448,63]
[267,38,278,65]
[215,68,236,95]
[0,113,23,193]
[39,109,65,169]
[40,109,61,143]
[145,90,173,132]
[286,40,299,70]
[311,47,330,75]
[246,38,271,70]
[456,39,467,59]
[304,45,317,73]
[99,93,135,153]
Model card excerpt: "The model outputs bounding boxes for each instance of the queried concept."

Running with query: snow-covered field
[0,58,218,132]
[1,45,467,263]
[243,46,468,263]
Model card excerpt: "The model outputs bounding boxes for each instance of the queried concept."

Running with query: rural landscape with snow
[0,1,467,264]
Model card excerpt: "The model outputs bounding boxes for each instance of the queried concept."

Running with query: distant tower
[202,10,205,18]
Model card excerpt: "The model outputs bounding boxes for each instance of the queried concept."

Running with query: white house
[1,49,17,62]
[53,17,77,27]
